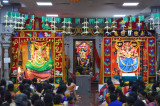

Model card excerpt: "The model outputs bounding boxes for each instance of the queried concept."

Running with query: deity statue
[25,41,53,72]
[77,43,90,67]
[117,41,139,72]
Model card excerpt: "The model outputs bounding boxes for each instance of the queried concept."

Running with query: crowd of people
[1,77,160,106]
[99,79,160,106]
[0,78,80,106]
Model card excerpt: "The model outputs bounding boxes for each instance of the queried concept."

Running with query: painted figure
[117,42,139,72]
[25,41,53,72]
[77,43,90,67]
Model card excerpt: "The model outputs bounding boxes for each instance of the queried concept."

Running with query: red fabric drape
[69,72,76,81]
[94,44,100,69]
[90,42,100,82]
[91,73,99,82]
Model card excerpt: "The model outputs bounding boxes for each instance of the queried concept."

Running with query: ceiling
[9,0,160,18]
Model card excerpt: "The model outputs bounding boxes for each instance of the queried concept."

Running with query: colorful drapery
[101,31,156,84]
[10,31,65,84]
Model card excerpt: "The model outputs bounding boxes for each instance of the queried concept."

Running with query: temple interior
[0,0,160,106]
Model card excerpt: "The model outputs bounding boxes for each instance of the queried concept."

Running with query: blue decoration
[38,32,44,37]
[149,48,154,54]
[105,67,110,72]
[150,58,155,64]
[105,48,110,54]
[28,42,31,60]
[136,22,142,29]
[13,32,18,37]
[50,42,52,59]
[150,67,155,73]
[105,58,110,63]
[56,32,62,37]
[105,38,110,44]
[118,57,139,72]
[149,39,154,44]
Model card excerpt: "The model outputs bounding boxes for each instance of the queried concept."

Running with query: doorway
[73,39,95,76]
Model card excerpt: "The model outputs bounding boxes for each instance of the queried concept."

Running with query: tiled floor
[76,83,99,106]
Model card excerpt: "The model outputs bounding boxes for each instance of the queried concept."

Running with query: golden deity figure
[25,41,53,72]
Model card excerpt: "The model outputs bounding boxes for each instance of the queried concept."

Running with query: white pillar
[3,45,9,80]
[2,34,11,81]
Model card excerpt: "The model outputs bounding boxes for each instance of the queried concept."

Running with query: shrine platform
[114,75,142,82]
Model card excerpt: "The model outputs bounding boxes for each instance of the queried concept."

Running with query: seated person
[67,96,74,106]
[7,84,16,99]
[138,90,149,104]
[122,96,135,106]
[53,94,62,106]
[56,84,67,103]
[108,93,122,106]
[105,84,115,104]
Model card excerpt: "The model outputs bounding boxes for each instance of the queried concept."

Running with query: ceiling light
[123,2,139,6]
[46,14,58,17]
[114,15,126,17]
[3,0,9,3]
[36,2,52,6]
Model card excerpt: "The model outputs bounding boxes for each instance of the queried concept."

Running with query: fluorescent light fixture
[114,15,126,17]
[36,2,52,6]
[46,14,58,17]
[123,2,139,6]
[3,0,9,3]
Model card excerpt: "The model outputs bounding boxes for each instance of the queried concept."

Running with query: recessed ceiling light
[114,15,126,17]
[36,2,52,6]
[46,14,58,17]
[122,2,139,6]
[3,0,9,3]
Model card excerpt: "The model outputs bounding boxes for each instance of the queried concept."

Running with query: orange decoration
[143,77,147,82]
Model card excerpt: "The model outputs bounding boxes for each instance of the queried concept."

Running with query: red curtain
[94,42,100,69]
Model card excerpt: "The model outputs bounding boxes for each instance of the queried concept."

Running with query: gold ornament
[115,40,124,50]
[134,31,139,36]
[114,31,118,36]
[20,31,25,37]
[121,30,125,36]
[140,31,145,36]
[130,40,139,49]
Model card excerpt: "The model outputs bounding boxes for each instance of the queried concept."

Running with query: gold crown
[114,31,118,36]
[141,31,145,36]
[134,31,139,36]
[121,31,125,36]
